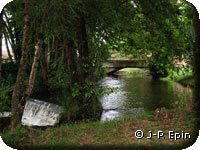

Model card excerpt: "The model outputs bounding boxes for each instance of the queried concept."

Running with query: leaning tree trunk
[0,12,2,79]
[25,7,47,101]
[11,0,30,128]
[25,37,42,100]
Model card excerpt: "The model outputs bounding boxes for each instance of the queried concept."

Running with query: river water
[99,72,192,122]
[31,70,192,123]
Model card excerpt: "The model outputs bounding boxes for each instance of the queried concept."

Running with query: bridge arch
[102,59,148,75]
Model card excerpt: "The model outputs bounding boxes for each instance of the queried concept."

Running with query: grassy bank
[162,68,194,88]
[1,97,197,149]
[119,68,194,88]
[177,76,194,87]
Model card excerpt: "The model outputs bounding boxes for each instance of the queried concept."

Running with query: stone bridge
[102,59,148,75]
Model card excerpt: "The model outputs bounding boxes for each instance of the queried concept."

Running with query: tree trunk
[3,9,17,61]
[4,32,13,63]
[76,14,98,119]
[11,0,30,128]
[25,6,47,100]
[0,12,2,79]
[15,30,22,63]
[42,45,48,84]
[193,6,200,101]
[25,38,42,99]
[193,6,200,127]
[77,15,91,84]
[66,40,78,92]
[3,27,15,60]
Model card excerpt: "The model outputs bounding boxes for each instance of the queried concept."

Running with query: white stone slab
[21,99,64,126]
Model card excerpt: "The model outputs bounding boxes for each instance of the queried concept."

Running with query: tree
[3,31,13,63]
[3,0,194,123]
[65,40,78,93]
[11,0,30,128]
[41,44,48,84]
[24,28,42,100]
[2,6,23,64]
[0,11,2,79]
[24,5,47,101]
[193,6,200,106]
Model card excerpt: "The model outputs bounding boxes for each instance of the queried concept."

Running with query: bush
[2,62,18,79]
[0,92,11,112]
[149,62,170,78]
[0,75,15,112]
[47,60,70,90]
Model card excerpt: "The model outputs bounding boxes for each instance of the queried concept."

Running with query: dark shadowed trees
[0,12,2,79]
[193,6,200,108]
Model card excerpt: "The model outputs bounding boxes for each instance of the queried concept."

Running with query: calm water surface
[99,74,192,122]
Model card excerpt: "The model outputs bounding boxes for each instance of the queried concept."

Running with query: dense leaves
[0,0,195,124]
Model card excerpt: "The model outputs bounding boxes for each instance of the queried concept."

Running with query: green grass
[118,68,149,75]
[1,125,28,145]
[0,106,197,148]
[119,68,142,73]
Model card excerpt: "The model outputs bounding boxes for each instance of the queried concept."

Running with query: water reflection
[99,77,127,109]
[101,108,144,122]
[99,75,192,122]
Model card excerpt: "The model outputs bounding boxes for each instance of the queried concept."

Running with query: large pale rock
[21,99,64,126]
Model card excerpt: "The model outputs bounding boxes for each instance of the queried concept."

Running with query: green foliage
[168,67,193,81]
[0,92,10,112]
[47,60,70,90]
[2,0,195,125]
[149,64,169,78]
[0,74,16,112]
[70,80,103,119]
[59,97,80,122]
[1,62,18,80]
[149,56,171,78]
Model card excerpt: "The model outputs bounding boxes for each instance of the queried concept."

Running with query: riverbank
[163,72,194,88]
[175,75,194,88]
[1,98,197,149]
[119,68,194,88]
[0,68,197,149]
